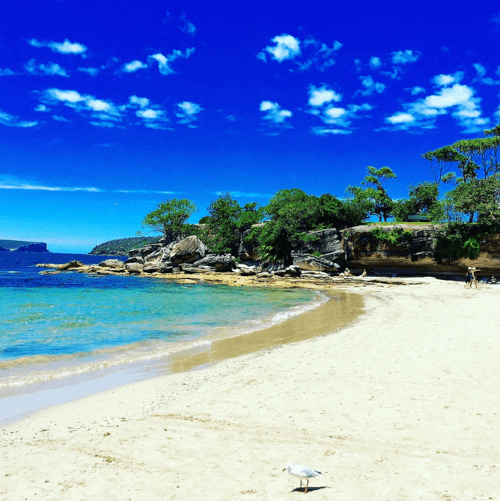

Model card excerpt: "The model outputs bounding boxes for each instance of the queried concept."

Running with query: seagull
[283,462,324,493]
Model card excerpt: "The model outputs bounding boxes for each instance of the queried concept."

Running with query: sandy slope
[1,280,499,500]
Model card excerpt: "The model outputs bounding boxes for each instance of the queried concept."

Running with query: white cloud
[137,109,164,120]
[259,101,292,125]
[78,67,99,76]
[392,50,420,65]
[148,48,195,75]
[386,112,415,124]
[128,95,149,108]
[259,34,301,63]
[122,60,148,73]
[358,75,385,96]
[410,86,425,95]
[0,109,38,128]
[0,175,173,194]
[39,88,123,126]
[52,115,71,122]
[25,59,69,77]
[34,104,49,112]
[432,73,462,86]
[473,63,500,86]
[28,38,87,55]
[179,15,196,35]
[176,101,203,126]
[369,57,382,69]
[311,127,352,136]
[259,35,341,71]
[385,76,488,133]
[308,85,342,106]
[0,68,16,76]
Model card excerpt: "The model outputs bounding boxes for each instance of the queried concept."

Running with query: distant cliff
[0,240,49,252]
[89,236,162,256]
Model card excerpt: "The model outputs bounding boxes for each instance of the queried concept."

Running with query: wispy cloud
[122,60,148,73]
[0,175,175,194]
[179,15,196,35]
[409,86,426,95]
[0,109,38,128]
[176,101,203,127]
[385,73,488,133]
[214,191,271,198]
[391,49,420,65]
[37,88,124,128]
[257,34,342,71]
[129,95,170,129]
[307,85,372,135]
[473,63,500,86]
[259,101,292,126]
[0,68,16,76]
[148,48,195,75]
[369,57,382,69]
[78,67,99,76]
[28,38,88,55]
[25,59,69,77]
[357,75,385,96]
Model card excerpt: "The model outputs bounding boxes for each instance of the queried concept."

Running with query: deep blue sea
[0,252,321,398]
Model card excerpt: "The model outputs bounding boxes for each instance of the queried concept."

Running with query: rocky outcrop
[193,254,233,271]
[341,225,500,276]
[99,259,125,269]
[169,236,206,264]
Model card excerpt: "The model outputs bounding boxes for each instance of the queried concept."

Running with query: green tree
[347,166,397,222]
[142,198,197,240]
[256,189,320,264]
[423,122,500,223]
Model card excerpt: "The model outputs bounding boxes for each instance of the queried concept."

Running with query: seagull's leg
[300,479,302,490]
[305,479,309,493]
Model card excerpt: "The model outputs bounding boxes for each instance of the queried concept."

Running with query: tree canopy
[142,198,197,240]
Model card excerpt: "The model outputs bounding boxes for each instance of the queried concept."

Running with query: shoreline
[2,279,499,499]
[0,287,356,426]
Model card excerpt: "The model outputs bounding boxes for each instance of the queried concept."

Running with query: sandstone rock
[284,265,301,276]
[125,256,144,265]
[292,254,338,272]
[58,260,84,270]
[142,264,163,273]
[125,262,144,274]
[169,236,206,264]
[99,259,125,269]
[193,254,233,271]
[128,243,162,258]
[292,228,345,265]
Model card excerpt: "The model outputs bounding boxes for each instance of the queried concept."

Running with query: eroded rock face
[99,259,125,269]
[125,256,144,265]
[292,253,339,272]
[193,254,233,271]
[125,262,144,274]
[169,236,206,264]
[58,260,84,270]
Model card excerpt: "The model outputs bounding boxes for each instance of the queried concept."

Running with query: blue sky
[1,0,500,253]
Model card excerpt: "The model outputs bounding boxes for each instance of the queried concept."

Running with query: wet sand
[1,279,500,500]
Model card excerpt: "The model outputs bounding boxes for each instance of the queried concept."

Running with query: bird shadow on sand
[292,486,328,493]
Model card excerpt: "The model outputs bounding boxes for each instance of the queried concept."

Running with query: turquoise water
[0,252,320,391]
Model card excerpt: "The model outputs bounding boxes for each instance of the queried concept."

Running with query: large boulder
[128,243,162,258]
[292,253,340,272]
[99,259,125,269]
[193,254,233,271]
[169,236,207,264]
[125,262,144,274]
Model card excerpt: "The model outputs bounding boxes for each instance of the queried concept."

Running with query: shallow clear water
[0,252,319,389]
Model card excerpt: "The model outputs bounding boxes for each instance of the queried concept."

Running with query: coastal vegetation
[97,122,500,262]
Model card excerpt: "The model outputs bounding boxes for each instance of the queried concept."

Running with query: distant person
[345,267,351,277]
[361,269,367,277]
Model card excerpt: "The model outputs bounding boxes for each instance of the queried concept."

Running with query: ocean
[0,251,323,424]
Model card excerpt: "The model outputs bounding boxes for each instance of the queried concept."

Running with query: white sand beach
[1,279,499,500]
